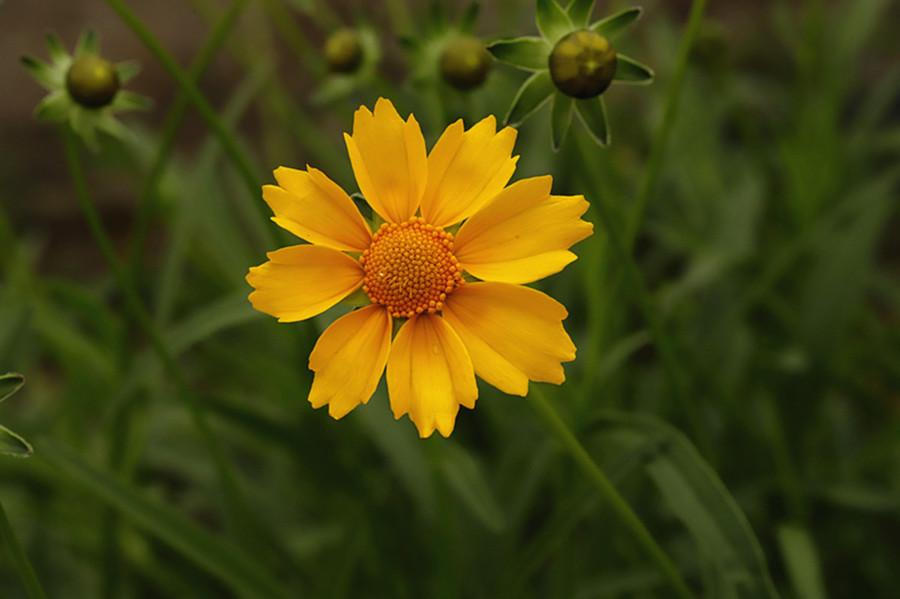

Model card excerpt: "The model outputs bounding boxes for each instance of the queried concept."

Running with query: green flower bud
[548,30,617,99]
[65,54,120,108]
[440,36,491,91]
[325,29,364,74]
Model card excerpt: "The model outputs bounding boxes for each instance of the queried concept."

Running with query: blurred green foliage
[1,0,899,597]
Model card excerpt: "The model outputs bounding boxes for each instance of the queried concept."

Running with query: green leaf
[0,425,33,458]
[591,7,643,39]
[488,37,551,71]
[550,92,573,150]
[115,60,141,83]
[575,96,611,146]
[0,373,24,403]
[597,412,779,599]
[614,54,654,83]
[75,30,99,56]
[20,55,59,90]
[505,70,554,125]
[34,91,71,123]
[777,524,827,599]
[39,441,292,599]
[45,33,68,63]
[566,0,596,28]
[441,443,506,533]
[536,0,574,44]
[163,292,259,353]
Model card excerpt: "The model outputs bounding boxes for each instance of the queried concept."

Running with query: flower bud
[66,54,120,108]
[548,30,617,99]
[440,36,491,91]
[325,29,364,74]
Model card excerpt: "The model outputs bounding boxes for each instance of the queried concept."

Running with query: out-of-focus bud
[440,36,491,91]
[325,28,364,74]
[548,30,617,99]
[66,54,120,108]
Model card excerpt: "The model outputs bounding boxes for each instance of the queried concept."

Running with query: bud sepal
[21,31,150,150]
[488,0,651,148]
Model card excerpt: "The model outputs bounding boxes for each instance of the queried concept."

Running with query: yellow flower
[247,98,592,437]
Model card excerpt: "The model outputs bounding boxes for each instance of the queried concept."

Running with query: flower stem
[0,499,48,599]
[526,387,696,599]
[62,128,264,562]
[626,0,710,249]
[102,0,271,233]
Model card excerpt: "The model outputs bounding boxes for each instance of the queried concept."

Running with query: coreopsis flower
[21,31,150,150]
[488,0,653,148]
[247,98,592,437]
[0,374,32,458]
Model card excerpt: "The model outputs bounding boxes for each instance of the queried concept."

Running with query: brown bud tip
[549,30,617,99]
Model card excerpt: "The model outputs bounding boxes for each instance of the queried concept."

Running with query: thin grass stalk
[127,0,250,272]
[626,0,710,249]
[526,386,696,599]
[102,0,272,239]
[61,127,264,561]
[0,499,48,599]
[574,131,712,457]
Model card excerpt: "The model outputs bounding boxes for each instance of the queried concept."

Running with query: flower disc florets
[360,218,463,318]
[548,30,617,99]
[65,54,120,108]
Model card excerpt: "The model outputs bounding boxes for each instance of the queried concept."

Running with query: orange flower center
[360,217,463,318]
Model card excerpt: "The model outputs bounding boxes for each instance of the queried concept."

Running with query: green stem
[526,387,696,599]
[626,0,710,249]
[102,0,271,235]
[62,128,261,558]
[128,0,250,271]
[0,499,48,599]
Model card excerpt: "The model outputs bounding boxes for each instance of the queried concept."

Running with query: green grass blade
[0,500,48,599]
[440,442,506,533]
[37,441,292,599]
[598,412,780,599]
[777,524,827,599]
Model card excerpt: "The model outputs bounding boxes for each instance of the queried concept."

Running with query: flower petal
[265,166,372,252]
[442,282,576,395]
[420,116,518,228]
[308,305,392,419]
[386,314,477,438]
[454,176,593,283]
[344,98,427,224]
[247,245,364,322]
